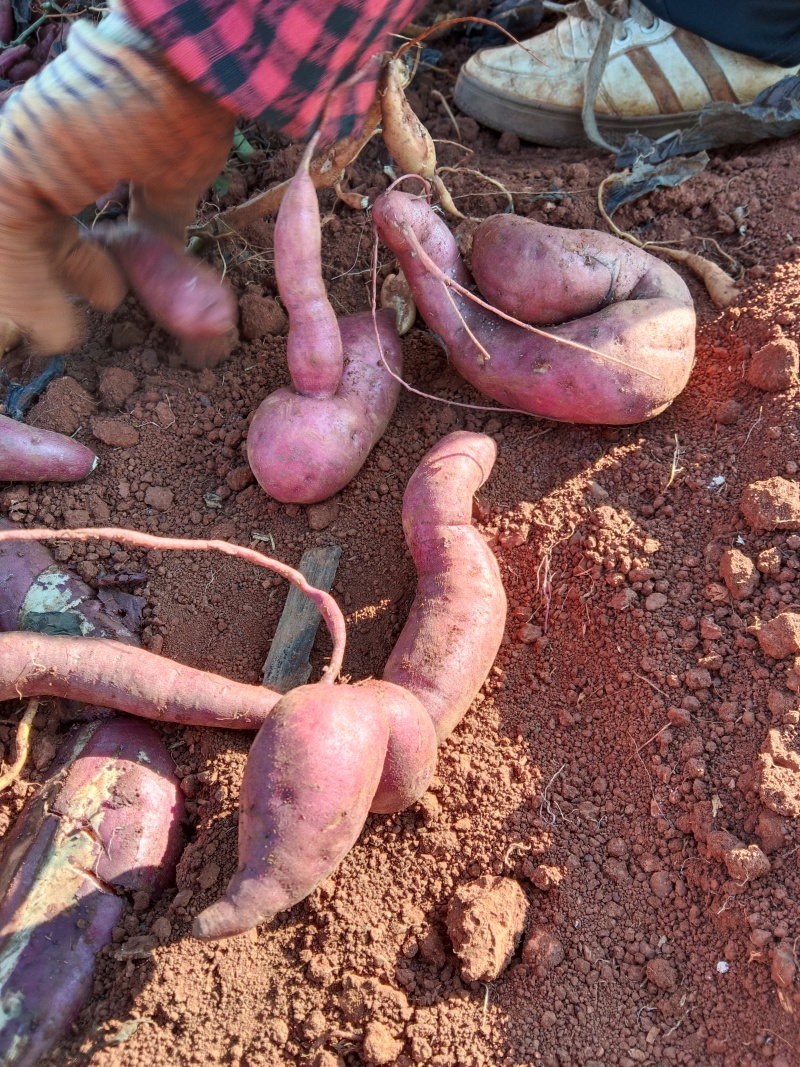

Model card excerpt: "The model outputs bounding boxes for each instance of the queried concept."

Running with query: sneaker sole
[454,68,705,148]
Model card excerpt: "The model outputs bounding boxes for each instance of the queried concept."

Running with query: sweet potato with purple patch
[0,518,137,642]
[246,140,402,504]
[0,717,184,1067]
[0,412,97,482]
[383,431,507,743]
[372,192,696,425]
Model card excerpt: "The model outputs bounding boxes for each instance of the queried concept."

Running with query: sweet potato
[372,192,696,425]
[0,632,282,729]
[247,310,402,503]
[245,141,402,504]
[383,431,507,742]
[0,519,137,642]
[193,678,434,940]
[0,717,184,1067]
[0,412,97,482]
[98,227,237,339]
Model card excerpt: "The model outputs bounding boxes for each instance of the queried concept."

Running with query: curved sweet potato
[246,309,402,503]
[372,192,696,425]
[0,717,184,1067]
[0,412,97,482]
[246,139,402,504]
[0,632,282,729]
[98,227,237,339]
[383,431,507,743]
[0,519,137,642]
[193,679,393,940]
[370,681,437,814]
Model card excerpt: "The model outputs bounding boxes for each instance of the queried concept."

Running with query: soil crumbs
[4,29,800,1067]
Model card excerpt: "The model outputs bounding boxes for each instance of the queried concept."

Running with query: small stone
[171,889,193,909]
[529,864,563,891]
[522,926,564,976]
[497,131,521,154]
[197,862,220,889]
[771,942,797,988]
[376,454,393,471]
[144,486,173,512]
[645,592,668,611]
[226,465,255,492]
[756,808,788,853]
[116,933,158,959]
[645,958,677,991]
[29,377,95,436]
[446,876,530,982]
[668,707,691,727]
[239,293,287,340]
[741,477,800,531]
[150,917,172,941]
[685,668,712,690]
[746,338,800,392]
[724,842,771,882]
[32,738,56,771]
[716,399,742,425]
[155,401,174,428]
[361,1021,403,1066]
[700,617,723,640]
[719,548,759,599]
[610,587,637,611]
[517,622,543,643]
[91,417,139,447]
[757,546,782,575]
[650,871,673,898]
[307,500,339,531]
[111,322,146,350]
[757,613,800,659]
[98,366,138,409]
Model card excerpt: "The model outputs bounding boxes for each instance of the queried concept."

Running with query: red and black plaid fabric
[123,0,428,140]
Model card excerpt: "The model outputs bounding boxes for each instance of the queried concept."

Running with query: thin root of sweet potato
[0,698,37,791]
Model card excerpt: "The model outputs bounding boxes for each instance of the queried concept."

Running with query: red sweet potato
[0,412,97,482]
[246,141,402,503]
[0,519,137,642]
[370,682,437,814]
[247,309,402,503]
[193,679,393,940]
[98,227,237,339]
[383,431,507,743]
[0,632,282,729]
[372,192,696,425]
[0,717,184,1067]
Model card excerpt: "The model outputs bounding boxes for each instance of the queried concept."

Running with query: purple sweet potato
[0,519,137,642]
[245,141,402,504]
[372,192,696,425]
[0,717,184,1067]
[0,412,97,482]
[0,631,283,728]
[98,227,236,339]
[383,431,507,743]
[247,309,402,503]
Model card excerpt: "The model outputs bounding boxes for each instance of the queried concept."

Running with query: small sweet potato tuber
[98,227,237,339]
[246,141,402,503]
[0,717,184,1067]
[384,431,507,742]
[0,412,97,482]
[372,192,696,425]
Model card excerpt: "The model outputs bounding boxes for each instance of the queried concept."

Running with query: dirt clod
[98,366,138,409]
[28,376,94,435]
[91,416,140,447]
[239,292,288,340]
[446,876,529,982]
[741,477,800,530]
[645,957,677,991]
[746,338,800,392]
[720,547,759,599]
[361,1021,403,1066]
[757,612,800,659]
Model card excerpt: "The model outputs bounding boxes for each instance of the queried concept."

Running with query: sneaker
[454,0,800,147]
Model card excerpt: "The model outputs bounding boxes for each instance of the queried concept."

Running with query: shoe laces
[558,0,659,149]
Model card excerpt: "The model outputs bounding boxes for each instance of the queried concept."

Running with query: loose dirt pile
[3,27,800,1067]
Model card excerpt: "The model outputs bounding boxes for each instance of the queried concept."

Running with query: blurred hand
[0,10,236,354]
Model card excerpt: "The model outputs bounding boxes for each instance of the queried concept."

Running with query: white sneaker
[454,0,800,147]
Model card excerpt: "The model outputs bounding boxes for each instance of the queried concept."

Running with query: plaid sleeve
[122,0,429,140]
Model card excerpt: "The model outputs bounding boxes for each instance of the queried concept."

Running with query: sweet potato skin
[372,192,696,425]
[247,309,402,503]
[0,412,97,482]
[0,718,184,1067]
[194,679,393,940]
[370,681,437,814]
[100,228,237,339]
[0,519,137,642]
[0,632,282,728]
[383,432,507,743]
